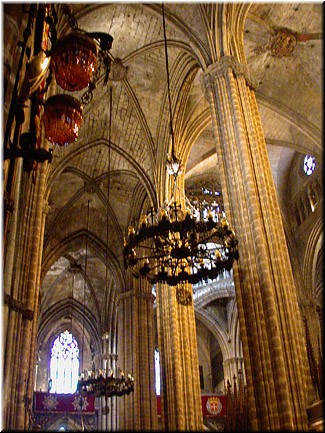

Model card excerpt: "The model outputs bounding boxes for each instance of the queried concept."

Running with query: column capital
[136,291,155,303]
[223,356,244,368]
[117,289,135,303]
[43,200,51,215]
[3,293,34,321]
[117,288,155,304]
[201,56,258,98]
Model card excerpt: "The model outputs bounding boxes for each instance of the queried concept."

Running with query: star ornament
[72,395,89,412]
[42,394,59,411]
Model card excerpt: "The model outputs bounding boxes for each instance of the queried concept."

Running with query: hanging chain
[162,3,176,160]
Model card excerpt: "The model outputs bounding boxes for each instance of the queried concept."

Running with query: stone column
[3,159,23,345]
[3,111,47,431]
[156,281,203,431]
[3,157,28,430]
[14,161,49,430]
[117,277,158,431]
[11,6,52,429]
[149,169,203,431]
[201,56,309,430]
[25,200,51,418]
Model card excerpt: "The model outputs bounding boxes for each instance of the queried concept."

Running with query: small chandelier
[50,31,98,92]
[42,94,83,146]
[77,364,134,398]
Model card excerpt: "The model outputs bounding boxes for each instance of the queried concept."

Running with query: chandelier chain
[162,3,176,161]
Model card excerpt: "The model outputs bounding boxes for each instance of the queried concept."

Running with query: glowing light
[303,155,316,176]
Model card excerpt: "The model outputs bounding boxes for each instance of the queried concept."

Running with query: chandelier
[42,94,83,146]
[123,5,239,291]
[123,197,239,287]
[77,364,134,398]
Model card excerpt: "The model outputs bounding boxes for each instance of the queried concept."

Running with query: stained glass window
[303,154,316,176]
[50,330,79,394]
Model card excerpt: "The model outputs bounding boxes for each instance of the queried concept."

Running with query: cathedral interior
[2,2,323,431]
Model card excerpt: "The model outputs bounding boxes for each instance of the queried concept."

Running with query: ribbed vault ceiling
[37,2,322,339]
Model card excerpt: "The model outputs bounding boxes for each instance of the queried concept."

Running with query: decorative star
[42,394,59,411]
[72,396,89,412]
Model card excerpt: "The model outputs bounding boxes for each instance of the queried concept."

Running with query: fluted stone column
[201,56,309,431]
[25,200,51,417]
[117,277,158,431]
[3,154,25,429]
[151,171,203,431]
[3,102,49,432]
[156,282,203,431]
[3,5,53,428]
[14,161,49,431]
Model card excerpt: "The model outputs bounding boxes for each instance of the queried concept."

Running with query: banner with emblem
[34,392,95,413]
[157,395,226,419]
[201,395,226,418]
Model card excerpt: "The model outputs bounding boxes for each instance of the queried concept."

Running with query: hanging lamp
[42,94,83,146]
[47,4,113,96]
[50,31,98,92]
[40,5,114,146]
[123,4,239,297]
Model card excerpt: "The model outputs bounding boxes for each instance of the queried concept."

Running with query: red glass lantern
[50,32,98,92]
[42,94,83,146]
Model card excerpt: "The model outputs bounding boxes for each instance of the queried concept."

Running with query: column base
[307,399,323,431]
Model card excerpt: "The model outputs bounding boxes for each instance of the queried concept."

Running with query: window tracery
[50,330,79,394]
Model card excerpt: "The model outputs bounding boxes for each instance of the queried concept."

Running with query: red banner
[201,395,226,418]
[34,392,95,413]
[157,395,226,419]
[35,392,224,418]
